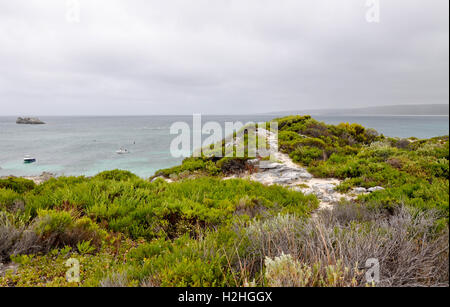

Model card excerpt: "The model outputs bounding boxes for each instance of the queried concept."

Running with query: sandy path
[227,128,357,214]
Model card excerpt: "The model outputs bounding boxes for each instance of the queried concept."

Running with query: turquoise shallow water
[0,115,448,178]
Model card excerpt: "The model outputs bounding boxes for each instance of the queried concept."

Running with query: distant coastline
[1,104,449,118]
[264,104,450,117]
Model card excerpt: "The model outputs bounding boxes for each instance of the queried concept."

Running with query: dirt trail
[226,128,357,214]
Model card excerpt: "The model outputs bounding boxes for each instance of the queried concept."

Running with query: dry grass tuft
[234,204,449,287]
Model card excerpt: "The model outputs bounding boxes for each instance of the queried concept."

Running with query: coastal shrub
[125,235,232,287]
[94,170,138,181]
[0,170,320,286]
[154,156,252,179]
[289,146,323,166]
[276,115,312,132]
[276,116,383,146]
[278,131,303,143]
[33,210,105,251]
[233,205,449,287]
[386,157,403,169]
[76,240,96,255]
[216,157,248,174]
[275,116,384,169]
[297,137,327,149]
[1,243,126,287]
[429,158,449,178]
[363,141,397,160]
[0,213,23,262]
[0,212,45,262]
[34,210,73,237]
[0,189,25,213]
[205,161,221,176]
[391,138,411,150]
[264,254,360,287]
[100,272,130,287]
[12,176,317,241]
[278,131,305,152]
[361,179,449,218]
[115,202,446,288]
[122,226,242,287]
[154,158,207,178]
[0,177,36,194]
[415,140,449,158]
[286,126,450,217]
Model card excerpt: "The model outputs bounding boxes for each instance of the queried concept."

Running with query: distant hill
[269,104,449,116]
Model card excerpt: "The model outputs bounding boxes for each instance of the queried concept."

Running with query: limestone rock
[259,162,283,170]
[353,187,367,194]
[368,186,385,192]
[16,117,45,124]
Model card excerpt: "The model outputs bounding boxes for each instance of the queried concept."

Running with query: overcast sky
[0,0,448,115]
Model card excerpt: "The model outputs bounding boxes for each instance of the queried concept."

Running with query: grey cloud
[0,0,448,115]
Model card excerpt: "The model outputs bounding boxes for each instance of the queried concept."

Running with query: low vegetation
[0,115,448,287]
[275,115,449,222]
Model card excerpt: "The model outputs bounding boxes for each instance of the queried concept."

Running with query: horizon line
[1,114,449,117]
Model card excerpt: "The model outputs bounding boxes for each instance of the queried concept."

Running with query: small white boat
[24,155,36,164]
[116,147,129,154]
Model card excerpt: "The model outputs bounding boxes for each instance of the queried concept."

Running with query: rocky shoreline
[1,172,55,185]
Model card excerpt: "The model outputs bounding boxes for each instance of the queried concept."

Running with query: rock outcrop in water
[16,117,45,125]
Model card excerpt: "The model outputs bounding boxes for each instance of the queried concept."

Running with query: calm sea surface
[0,115,448,177]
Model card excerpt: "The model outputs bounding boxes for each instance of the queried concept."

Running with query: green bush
[289,146,323,166]
[154,158,207,178]
[0,177,36,194]
[8,175,316,241]
[94,170,138,181]
[0,189,24,212]
[34,210,73,236]
[126,235,232,287]
[273,116,448,218]
[33,209,105,250]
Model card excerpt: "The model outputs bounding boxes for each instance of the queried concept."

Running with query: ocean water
[0,115,448,178]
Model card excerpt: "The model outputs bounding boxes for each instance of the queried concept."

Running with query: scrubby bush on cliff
[154,155,253,179]
[0,189,25,213]
[275,116,384,168]
[276,115,382,147]
[94,170,138,181]
[34,210,105,251]
[154,157,208,178]
[289,146,324,165]
[1,171,317,242]
[0,177,36,194]
[0,209,105,263]
[275,116,449,219]
[232,204,448,287]
[125,235,232,287]
[97,203,448,287]
[264,254,360,287]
